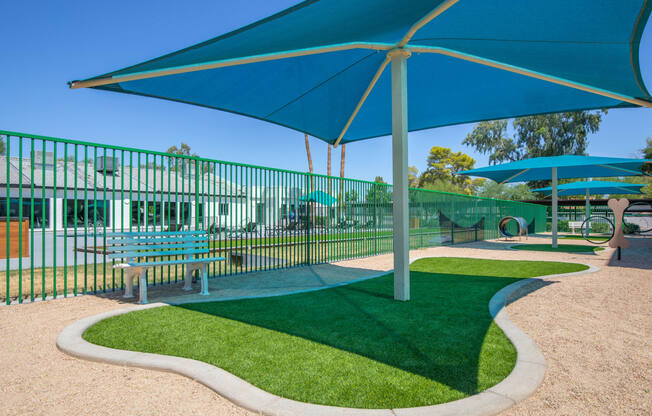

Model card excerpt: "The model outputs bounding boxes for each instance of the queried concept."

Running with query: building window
[65,199,109,228]
[0,198,50,229]
[219,203,228,216]
[131,201,165,227]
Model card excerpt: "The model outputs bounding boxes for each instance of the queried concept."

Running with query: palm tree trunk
[327,144,332,194]
[304,133,314,190]
[339,144,346,213]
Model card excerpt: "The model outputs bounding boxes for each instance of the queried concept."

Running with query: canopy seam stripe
[333,56,391,147]
[82,0,322,81]
[407,45,652,108]
[630,0,651,96]
[398,0,462,47]
[499,168,530,184]
[410,37,631,45]
[265,51,380,118]
[596,164,651,176]
[69,43,393,89]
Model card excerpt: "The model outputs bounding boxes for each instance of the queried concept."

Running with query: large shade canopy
[459,156,650,247]
[458,156,652,183]
[70,0,652,145]
[532,180,645,196]
[70,1,652,301]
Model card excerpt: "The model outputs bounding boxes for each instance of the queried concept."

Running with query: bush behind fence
[0,130,546,304]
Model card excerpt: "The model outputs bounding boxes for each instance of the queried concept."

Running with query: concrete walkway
[119,262,391,305]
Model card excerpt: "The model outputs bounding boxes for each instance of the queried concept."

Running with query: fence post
[305,173,310,265]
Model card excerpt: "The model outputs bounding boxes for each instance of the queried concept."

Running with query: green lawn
[561,234,610,242]
[512,243,604,253]
[83,257,587,408]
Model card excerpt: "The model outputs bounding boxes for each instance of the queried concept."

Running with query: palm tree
[327,143,332,194]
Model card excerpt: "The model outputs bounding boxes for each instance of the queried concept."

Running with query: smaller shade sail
[458,155,651,183]
[531,180,645,196]
[299,190,337,206]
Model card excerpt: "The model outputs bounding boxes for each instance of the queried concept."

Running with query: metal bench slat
[124,257,226,268]
[103,231,207,237]
[108,249,210,259]
[105,236,209,245]
[109,242,207,252]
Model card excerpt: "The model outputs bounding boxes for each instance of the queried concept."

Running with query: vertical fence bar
[63,143,68,297]
[93,146,97,292]
[17,137,23,302]
[30,139,35,301]
[5,136,10,304]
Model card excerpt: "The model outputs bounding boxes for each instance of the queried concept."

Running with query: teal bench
[105,230,225,304]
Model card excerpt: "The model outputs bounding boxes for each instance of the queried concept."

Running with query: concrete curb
[57,258,600,416]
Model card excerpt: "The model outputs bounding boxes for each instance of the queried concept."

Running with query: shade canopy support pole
[585,187,591,237]
[585,188,590,219]
[390,48,411,301]
[551,167,558,248]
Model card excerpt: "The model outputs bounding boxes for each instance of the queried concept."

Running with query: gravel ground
[0,236,649,415]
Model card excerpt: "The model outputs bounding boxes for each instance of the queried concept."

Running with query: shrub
[623,222,640,234]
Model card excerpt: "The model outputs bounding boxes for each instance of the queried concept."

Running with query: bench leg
[183,264,193,291]
[138,270,148,304]
[200,265,209,296]
[123,271,136,299]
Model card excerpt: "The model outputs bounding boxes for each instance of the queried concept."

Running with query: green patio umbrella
[70,1,652,300]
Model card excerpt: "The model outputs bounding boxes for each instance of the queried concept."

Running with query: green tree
[344,189,359,203]
[463,111,606,164]
[477,181,536,200]
[418,146,477,194]
[0,135,6,156]
[642,137,652,175]
[407,166,419,187]
[365,176,392,204]
[167,142,199,173]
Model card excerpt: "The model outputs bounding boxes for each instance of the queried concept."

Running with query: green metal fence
[0,130,546,304]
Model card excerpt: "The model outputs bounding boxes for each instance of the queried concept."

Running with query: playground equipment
[608,198,630,260]
[498,216,528,240]
[623,201,652,235]
[580,215,615,244]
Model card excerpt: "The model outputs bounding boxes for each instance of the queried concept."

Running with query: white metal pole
[551,167,558,248]
[585,187,590,237]
[585,188,590,218]
[390,49,411,301]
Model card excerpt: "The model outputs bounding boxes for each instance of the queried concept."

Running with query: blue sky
[1,0,651,182]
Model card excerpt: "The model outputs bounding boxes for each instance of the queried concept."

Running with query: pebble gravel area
[0,236,649,415]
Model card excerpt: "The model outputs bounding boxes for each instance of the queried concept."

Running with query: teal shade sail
[300,190,337,206]
[531,180,645,196]
[458,156,651,183]
[70,0,652,145]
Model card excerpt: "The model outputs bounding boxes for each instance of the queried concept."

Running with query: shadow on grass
[179,261,523,396]
[85,258,587,407]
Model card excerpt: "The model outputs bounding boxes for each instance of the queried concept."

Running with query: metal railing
[0,130,547,304]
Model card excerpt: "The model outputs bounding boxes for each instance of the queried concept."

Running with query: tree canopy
[365,176,392,204]
[416,146,482,195]
[463,111,605,165]
[476,181,536,201]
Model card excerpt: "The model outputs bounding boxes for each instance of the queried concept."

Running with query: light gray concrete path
[56,255,600,416]
[140,263,390,305]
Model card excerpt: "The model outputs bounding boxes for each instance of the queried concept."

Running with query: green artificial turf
[561,234,610,242]
[512,243,604,253]
[83,257,587,408]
